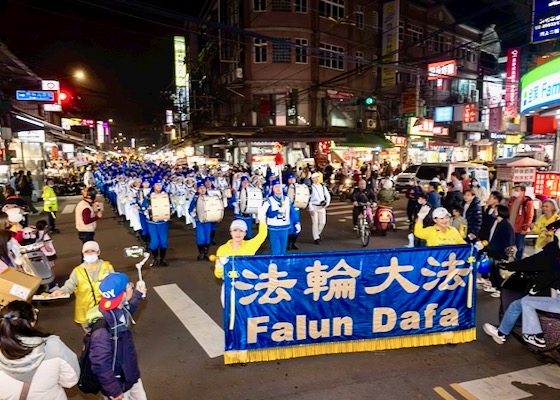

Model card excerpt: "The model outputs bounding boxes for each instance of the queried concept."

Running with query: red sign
[463,103,478,123]
[504,48,520,119]
[427,60,457,80]
[488,107,503,132]
[401,92,416,115]
[432,127,449,136]
[326,90,354,100]
[535,172,560,197]
[388,136,407,146]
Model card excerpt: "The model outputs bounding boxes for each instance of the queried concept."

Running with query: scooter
[338,178,355,202]
[373,205,396,236]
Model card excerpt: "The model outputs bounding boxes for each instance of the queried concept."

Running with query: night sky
[1,0,204,134]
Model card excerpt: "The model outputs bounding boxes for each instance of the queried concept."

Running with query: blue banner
[223,245,477,364]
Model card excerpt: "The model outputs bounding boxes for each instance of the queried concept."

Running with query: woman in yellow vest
[531,199,560,252]
[414,206,466,246]
[42,177,59,233]
[51,241,114,332]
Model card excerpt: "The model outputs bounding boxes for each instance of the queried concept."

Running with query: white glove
[257,206,267,223]
[295,223,301,234]
[474,241,485,251]
[417,205,430,220]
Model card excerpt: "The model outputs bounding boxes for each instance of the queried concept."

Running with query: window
[295,0,307,13]
[426,31,433,50]
[273,39,291,63]
[399,21,405,42]
[408,25,423,45]
[254,38,267,63]
[355,7,364,29]
[272,0,291,12]
[253,0,266,12]
[319,0,345,20]
[319,42,344,70]
[295,38,308,64]
[445,38,452,53]
[356,51,364,73]
[372,11,379,31]
[435,35,445,53]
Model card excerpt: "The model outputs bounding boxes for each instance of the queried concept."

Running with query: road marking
[60,204,76,214]
[153,284,224,358]
[434,387,458,400]
[449,384,478,400]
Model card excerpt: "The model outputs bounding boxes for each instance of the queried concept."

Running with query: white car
[394,165,420,192]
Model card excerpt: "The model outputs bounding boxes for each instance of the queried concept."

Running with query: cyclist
[351,179,377,231]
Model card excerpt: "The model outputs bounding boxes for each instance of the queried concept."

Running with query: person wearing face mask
[41,178,59,233]
[51,241,114,332]
[508,185,534,260]
[470,178,489,205]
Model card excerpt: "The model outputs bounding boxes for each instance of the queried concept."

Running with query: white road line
[457,364,560,400]
[153,284,224,358]
[60,204,76,214]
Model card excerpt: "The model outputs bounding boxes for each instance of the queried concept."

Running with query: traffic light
[364,96,375,106]
[58,91,68,102]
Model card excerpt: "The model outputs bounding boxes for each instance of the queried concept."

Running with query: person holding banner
[414,206,466,246]
[259,179,300,255]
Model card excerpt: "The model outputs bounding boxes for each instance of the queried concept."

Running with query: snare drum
[150,193,171,222]
[197,195,224,223]
[222,188,232,199]
[239,186,263,214]
[207,190,222,199]
[287,184,310,209]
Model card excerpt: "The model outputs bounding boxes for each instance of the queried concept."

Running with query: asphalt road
[25,195,560,400]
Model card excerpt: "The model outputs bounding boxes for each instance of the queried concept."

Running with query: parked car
[394,164,420,192]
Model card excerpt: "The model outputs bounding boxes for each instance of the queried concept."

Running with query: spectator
[450,172,463,192]
[75,187,102,244]
[405,178,423,224]
[508,185,534,260]
[450,205,467,238]
[531,199,560,253]
[442,181,464,213]
[17,171,38,213]
[460,171,471,192]
[463,189,483,242]
[470,178,489,205]
[479,191,504,242]
[426,182,441,209]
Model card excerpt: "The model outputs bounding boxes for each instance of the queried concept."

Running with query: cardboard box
[0,268,41,306]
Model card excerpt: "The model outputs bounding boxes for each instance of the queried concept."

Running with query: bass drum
[150,193,171,222]
[287,184,310,209]
[239,186,263,214]
[196,195,224,223]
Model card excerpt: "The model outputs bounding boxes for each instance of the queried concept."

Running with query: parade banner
[223,245,476,364]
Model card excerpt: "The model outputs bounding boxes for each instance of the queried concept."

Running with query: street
[28,196,560,400]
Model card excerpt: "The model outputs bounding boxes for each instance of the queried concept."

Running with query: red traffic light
[58,91,68,101]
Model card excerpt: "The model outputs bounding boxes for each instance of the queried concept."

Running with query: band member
[308,172,331,244]
[114,175,128,222]
[203,176,219,245]
[189,181,213,261]
[231,176,255,239]
[258,179,300,255]
[140,178,172,267]
[137,179,151,244]
[284,173,302,250]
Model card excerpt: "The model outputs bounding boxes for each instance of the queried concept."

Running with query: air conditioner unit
[366,119,376,129]
[471,89,479,103]
[235,68,243,79]
[397,119,406,129]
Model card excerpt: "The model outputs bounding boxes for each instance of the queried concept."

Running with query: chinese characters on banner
[505,48,520,119]
[223,246,476,364]
[463,103,478,123]
[488,107,503,132]
[512,167,536,183]
[427,60,457,80]
[535,172,560,197]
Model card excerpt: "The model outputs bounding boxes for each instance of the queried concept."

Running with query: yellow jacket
[59,260,114,324]
[42,186,58,212]
[214,222,268,279]
[532,213,560,249]
[414,222,466,247]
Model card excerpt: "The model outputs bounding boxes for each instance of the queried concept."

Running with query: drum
[239,186,263,214]
[150,193,171,222]
[287,184,310,209]
[207,190,222,199]
[222,188,232,199]
[196,195,224,223]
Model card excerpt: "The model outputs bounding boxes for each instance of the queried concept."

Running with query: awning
[338,132,394,148]
[48,130,85,146]
[9,110,64,133]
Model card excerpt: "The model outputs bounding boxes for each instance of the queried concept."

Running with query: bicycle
[356,202,372,247]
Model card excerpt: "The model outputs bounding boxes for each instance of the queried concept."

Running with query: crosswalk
[326,202,410,229]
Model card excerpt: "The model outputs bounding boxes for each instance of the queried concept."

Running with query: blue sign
[532,0,560,43]
[16,90,55,102]
[223,245,477,364]
[434,106,453,122]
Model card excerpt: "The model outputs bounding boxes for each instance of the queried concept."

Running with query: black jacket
[479,205,497,241]
[350,187,377,204]
[443,190,463,212]
[464,197,482,238]
[486,219,515,260]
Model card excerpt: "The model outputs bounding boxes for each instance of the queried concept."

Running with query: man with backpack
[87,272,147,400]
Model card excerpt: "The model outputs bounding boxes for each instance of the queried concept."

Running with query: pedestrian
[42,178,59,233]
[531,199,560,253]
[0,300,80,400]
[426,182,441,209]
[450,205,468,238]
[507,185,534,260]
[83,166,95,187]
[477,191,504,285]
[442,181,463,213]
[414,206,466,246]
[460,171,471,192]
[89,272,147,400]
[51,241,114,332]
[17,171,38,214]
[405,178,423,224]
[470,177,489,205]
[463,189,482,242]
[308,172,330,244]
[75,187,103,244]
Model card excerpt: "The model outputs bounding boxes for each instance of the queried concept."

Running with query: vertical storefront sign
[488,107,503,132]
[381,0,400,87]
[505,48,521,119]
[463,103,478,123]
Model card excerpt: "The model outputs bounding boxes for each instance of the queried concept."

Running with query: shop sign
[427,60,457,80]
[16,90,55,102]
[520,56,560,113]
[327,89,354,100]
[44,104,62,112]
[408,118,434,136]
[512,167,536,182]
[388,136,407,146]
[467,133,481,141]
[488,107,503,132]
[535,172,560,197]
[434,106,453,122]
[505,48,521,118]
[432,126,449,136]
[532,0,560,43]
[62,144,74,153]
[17,130,45,143]
[461,121,485,131]
[463,103,478,123]
[505,134,522,144]
[490,132,506,141]
[401,92,416,115]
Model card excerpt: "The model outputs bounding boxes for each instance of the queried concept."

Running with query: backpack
[78,318,109,394]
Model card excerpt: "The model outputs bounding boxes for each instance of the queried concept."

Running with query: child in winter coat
[35,220,57,267]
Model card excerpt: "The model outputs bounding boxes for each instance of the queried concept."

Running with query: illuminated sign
[505,48,521,118]
[505,134,522,144]
[41,80,60,91]
[434,106,453,122]
[463,103,478,123]
[174,36,187,87]
[17,130,45,143]
[388,136,407,146]
[532,0,560,43]
[96,121,104,144]
[16,90,55,101]
[433,126,449,136]
[44,104,62,112]
[427,60,457,80]
[407,118,434,136]
[380,0,400,87]
[520,56,560,113]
